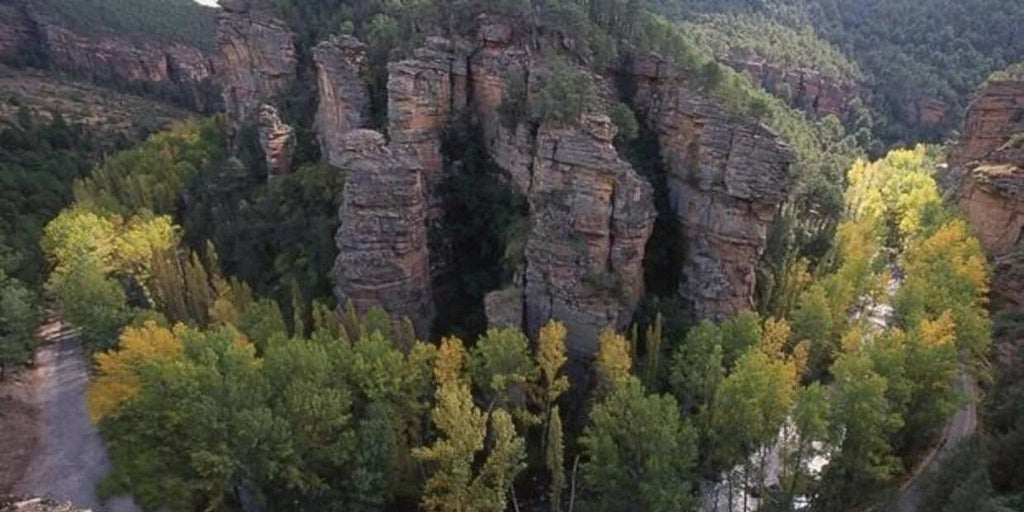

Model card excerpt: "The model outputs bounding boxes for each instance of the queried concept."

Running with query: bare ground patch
[0,367,39,495]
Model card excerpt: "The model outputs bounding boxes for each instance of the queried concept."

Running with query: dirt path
[13,323,140,512]
[0,365,38,494]
[890,373,979,512]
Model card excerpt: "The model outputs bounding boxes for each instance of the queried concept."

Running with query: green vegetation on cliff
[34,0,218,50]
[25,117,990,511]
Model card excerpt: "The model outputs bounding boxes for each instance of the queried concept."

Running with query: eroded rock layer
[331,130,435,337]
[519,115,655,355]
[955,77,1024,309]
[630,55,795,321]
[217,0,296,132]
[313,35,370,163]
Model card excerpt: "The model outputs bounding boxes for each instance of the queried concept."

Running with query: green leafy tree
[469,327,539,411]
[0,271,39,379]
[580,377,697,512]
[816,352,903,509]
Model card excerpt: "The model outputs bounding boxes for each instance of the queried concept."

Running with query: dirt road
[890,373,979,512]
[13,323,140,512]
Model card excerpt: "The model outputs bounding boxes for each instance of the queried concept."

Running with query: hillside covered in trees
[656,0,1024,148]
[1,0,1023,511]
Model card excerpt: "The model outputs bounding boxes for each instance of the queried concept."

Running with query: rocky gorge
[215,2,795,355]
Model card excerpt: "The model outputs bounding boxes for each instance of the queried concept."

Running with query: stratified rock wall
[0,0,217,111]
[519,115,655,355]
[630,55,794,321]
[954,76,1024,309]
[217,0,296,131]
[951,80,1024,166]
[331,130,435,336]
[313,35,370,163]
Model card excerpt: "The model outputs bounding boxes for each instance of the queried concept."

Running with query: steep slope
[656,0,1024,147]
[953,71,1024,310]
[0,0,219,112]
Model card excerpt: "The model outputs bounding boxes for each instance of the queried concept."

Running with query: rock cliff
[313,35,370,163]
[0,0,217,112]
[223,12,792,351]
[216,0,296,136]
[954,76,1024,309]
[517,115,655,355]
[732,58,861,118]
[629,55,795,321]
[330,130,435,337]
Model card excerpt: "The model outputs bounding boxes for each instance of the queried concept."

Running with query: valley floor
[11,321,138,512]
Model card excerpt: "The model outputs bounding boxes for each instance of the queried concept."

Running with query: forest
[1,0,1022,511]
[656,0,1024,147]
[14,120,999,511]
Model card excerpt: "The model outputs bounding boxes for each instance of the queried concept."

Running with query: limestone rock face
[388,37,468,185]
[732,58,861,118]
[950,80,1024,166]
[257,104,295,178]
[954,77,1024,309]
[629,55,794,321]
[313,35,370,163]
[331,130,435,336]
[484,287,524,329]
[519,115,655,355]
[217,0,296,130]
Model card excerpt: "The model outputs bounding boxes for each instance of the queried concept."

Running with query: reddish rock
[331,130,435,337]
[216,0,296,131]
[629,54,795,321]
[954,74,1024,310]
[732,58,861,118]
[257,104,295,178]
[388,37,469,212]
[951,80,1024,165]
[313,35,370,164]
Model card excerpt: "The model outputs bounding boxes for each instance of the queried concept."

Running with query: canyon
[215,3,794,354]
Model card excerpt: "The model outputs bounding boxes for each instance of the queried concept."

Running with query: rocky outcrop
[484,287,523,329]
[629,55,795,321]
[331,130,435,337]
[313,35,370,163]
[217,0,296,132]
[518,115,655,355]
[0,1,33,63]
[950,80,1024,166]
[898,93,949,131]
[257,104,295,178]
[955,76,1024,309]
[311,18,787,349]
[388,38,468,188]
[732,59,861,118]
[0,0,217,111]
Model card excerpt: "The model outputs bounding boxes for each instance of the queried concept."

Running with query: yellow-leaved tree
[86,321,183,422]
